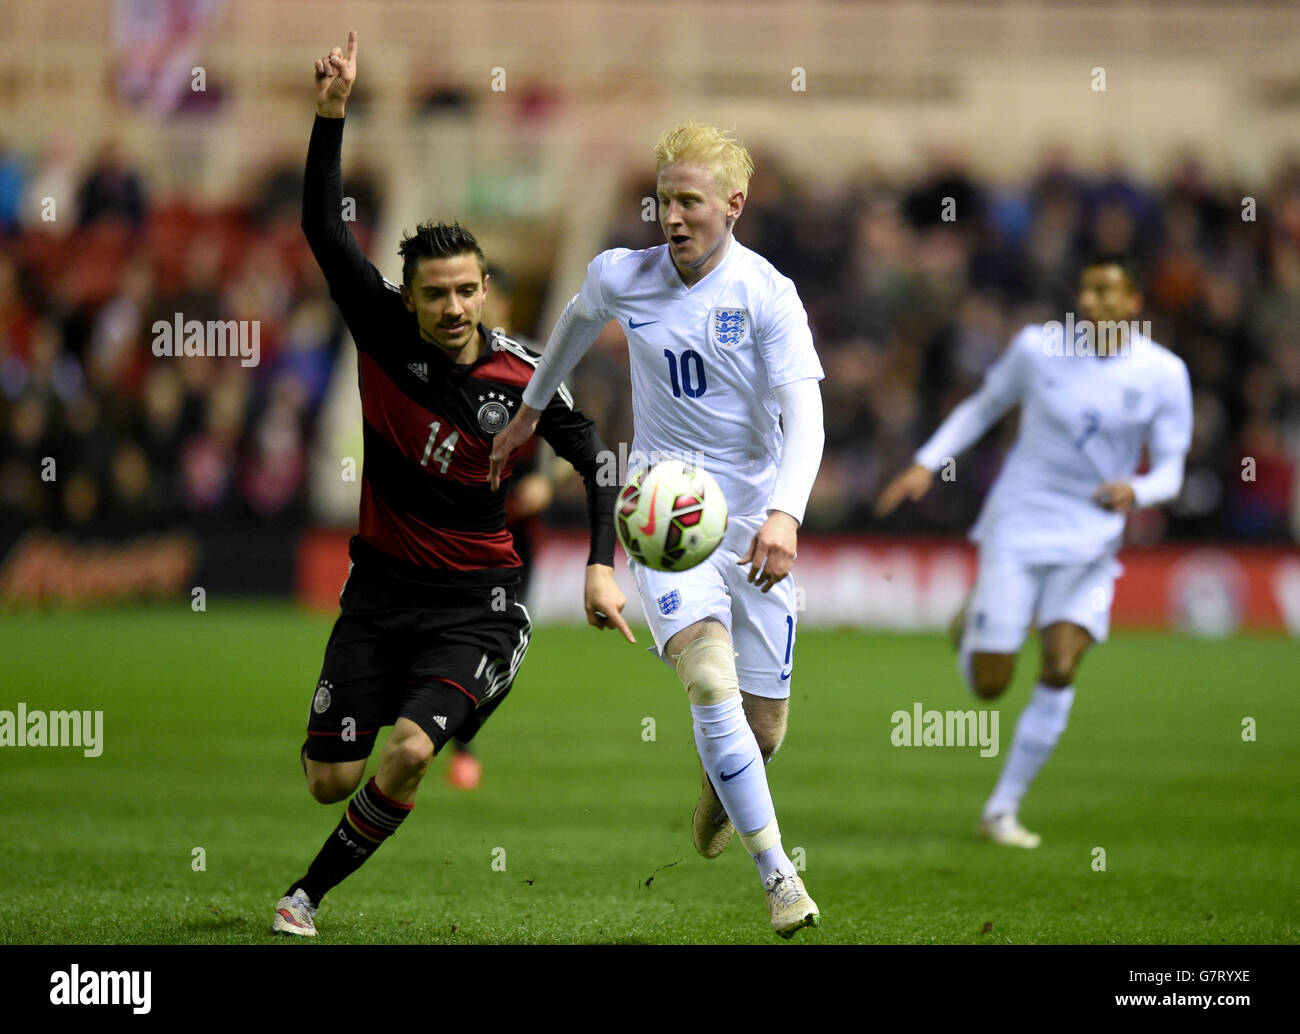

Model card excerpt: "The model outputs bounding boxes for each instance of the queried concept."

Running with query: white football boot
[978,813,1042,848]
[272,888,318,937]
[764,870,820,939]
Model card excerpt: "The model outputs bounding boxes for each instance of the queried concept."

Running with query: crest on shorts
[313,680,333,714]
[477,398,511,434]
[709,307,749,349]
[657,589,681,616]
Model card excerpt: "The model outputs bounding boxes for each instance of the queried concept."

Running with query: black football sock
[288,776,414,905]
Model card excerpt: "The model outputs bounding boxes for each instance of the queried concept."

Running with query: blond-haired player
[491,121,825,938]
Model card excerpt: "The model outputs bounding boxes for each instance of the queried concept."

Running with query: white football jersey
[574,240,824,518]
[916,324,1193,563]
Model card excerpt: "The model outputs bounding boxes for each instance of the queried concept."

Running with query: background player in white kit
[490,122,826,937]
[877,255,1194,847]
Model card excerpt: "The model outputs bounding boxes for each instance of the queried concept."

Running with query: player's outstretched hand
[1093,480,1136,513]
[584,564,636,643]
[874,462,933,518]
[739,510,798,593]
[488,404,540,491]
[315,30,358,118]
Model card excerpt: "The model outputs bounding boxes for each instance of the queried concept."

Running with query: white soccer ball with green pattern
[614,461,729,572]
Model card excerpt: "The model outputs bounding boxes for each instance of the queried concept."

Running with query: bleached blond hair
[653,121,754,199]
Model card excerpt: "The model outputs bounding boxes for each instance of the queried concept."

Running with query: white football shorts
[628,513,798,700]
[962,547,1123,653]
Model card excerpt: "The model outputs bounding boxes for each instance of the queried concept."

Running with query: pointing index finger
[610,610,636,643]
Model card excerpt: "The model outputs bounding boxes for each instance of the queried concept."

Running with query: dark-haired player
[876,255,1193,847]
[272,31,631,936]
[442,267,570,792]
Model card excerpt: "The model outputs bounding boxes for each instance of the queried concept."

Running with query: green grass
[0,604,1296,944]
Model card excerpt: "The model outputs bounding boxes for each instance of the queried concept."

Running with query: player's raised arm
[314,30,357,119]
[302,31,388,311]
[874,463,935,518]
[875,328,1032,518]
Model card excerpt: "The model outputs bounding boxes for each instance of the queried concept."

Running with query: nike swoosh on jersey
[628,318,659,329]
[638,486,659,535]
[719,758,755,782]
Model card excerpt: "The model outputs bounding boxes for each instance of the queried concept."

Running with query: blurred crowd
[0,138,381,538]
[1,136,1298,547]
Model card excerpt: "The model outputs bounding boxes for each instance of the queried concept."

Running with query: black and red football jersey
[303,115,616,587]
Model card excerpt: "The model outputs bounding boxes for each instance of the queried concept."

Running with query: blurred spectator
[0,140,25,236]
[88,257,156,395]
[76,142,147,229]
[240,379,307,520]
[180,373,245,516]
[21,135,80,233]
[413,73,475,117]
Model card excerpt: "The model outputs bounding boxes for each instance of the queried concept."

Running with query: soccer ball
[615,461,728,572]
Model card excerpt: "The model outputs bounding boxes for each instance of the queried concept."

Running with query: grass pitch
[0,603,1295,945]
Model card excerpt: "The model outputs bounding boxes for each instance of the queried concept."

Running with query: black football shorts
[305,561,532,763]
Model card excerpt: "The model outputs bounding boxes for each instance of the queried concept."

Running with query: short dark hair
[398,221,487,285]
[1082,252,1143,293]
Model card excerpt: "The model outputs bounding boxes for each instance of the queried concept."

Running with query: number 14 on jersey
[420,421,459,473]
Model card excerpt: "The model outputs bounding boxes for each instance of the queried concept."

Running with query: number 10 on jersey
[664,349,708,399]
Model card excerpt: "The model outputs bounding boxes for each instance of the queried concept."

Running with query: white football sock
[691,697,790,878]
[754,843,794,880]
[982,683,1075,821]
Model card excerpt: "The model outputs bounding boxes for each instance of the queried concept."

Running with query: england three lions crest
[709,307,749,349]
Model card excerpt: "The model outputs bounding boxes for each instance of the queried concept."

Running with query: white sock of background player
[983,683,1075,820]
